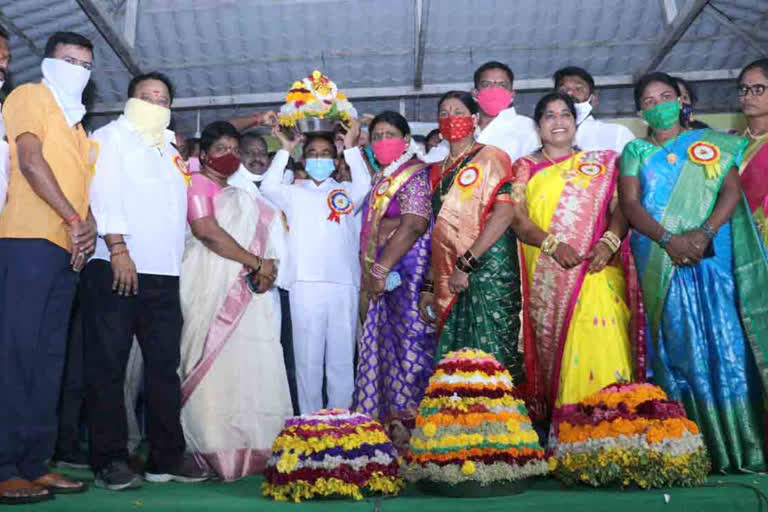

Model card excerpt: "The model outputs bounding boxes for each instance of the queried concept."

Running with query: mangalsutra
[651,131,685,165]
[541,147,576,179]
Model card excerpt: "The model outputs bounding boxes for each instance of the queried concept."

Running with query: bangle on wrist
[370,262,390,280]
[700,222,717,239]
[541,234,560,257]
[599,230,621,254]
[658,230,672,249]
[107,241,126,250]
[65,214,81,225]
[252,257,263,274]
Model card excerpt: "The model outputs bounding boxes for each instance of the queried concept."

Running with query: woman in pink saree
[179,121,292,480]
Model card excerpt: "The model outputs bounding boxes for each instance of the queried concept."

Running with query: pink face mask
[372,138,407,165]
[187,156,201,172]
[476,87,512,117]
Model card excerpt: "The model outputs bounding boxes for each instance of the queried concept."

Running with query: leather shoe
[0,478,53,505]
[33,473,88,494]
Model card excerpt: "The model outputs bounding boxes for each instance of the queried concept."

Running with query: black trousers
[278,288,299,416]
[55,290,86,458]
[81,259,185,471]
[0,239,78,481]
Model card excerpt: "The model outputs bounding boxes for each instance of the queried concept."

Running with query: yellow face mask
[124,97,171,148]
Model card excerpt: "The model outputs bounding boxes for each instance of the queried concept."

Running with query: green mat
[23,469,768,512]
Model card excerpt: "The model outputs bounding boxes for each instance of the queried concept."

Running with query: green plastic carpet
[20,468,768,512]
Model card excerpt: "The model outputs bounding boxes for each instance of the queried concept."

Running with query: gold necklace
[745,126,768,140]
[541,147,577,179]
[650,130,685,165]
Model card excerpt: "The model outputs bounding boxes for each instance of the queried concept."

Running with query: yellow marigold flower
[423,422,437,437]
[312,70,322,80]
[547,457,558,471]
[461,460,476,475]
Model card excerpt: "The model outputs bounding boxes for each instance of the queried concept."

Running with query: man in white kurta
[424,61,539,164]
[261,132,371,414]
[554,65,635,153]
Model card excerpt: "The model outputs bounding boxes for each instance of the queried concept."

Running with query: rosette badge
[262,409,403,502]
[278,71,358,134]
[401,349,548,497]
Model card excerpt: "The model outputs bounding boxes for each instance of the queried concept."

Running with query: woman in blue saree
[619,72,768,472]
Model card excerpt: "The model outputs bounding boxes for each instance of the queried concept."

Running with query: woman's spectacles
[738,84,767,97]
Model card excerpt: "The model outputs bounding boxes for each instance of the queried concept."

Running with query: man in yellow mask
[82,72,209,491]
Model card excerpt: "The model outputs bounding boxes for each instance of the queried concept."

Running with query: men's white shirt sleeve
[260,149,292,212]
[90,127,130,236]
[614,123,636,154]
[343,147,372,211]
[424,140,450,163]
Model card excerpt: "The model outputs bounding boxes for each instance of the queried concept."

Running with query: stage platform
[27,468,768,512]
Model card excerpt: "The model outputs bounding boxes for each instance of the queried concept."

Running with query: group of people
[0,28,767,506]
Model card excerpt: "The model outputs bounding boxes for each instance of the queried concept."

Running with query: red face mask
[438,115,475,142]
[205,152,240,176]
[372,138,407,165]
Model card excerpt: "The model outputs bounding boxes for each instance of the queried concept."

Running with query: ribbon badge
[327,189,353,223]
[372,177,392,210]
[574,161,605,188]
[455,164,482,203]
[173,154,192,186]
[687,142,721,180]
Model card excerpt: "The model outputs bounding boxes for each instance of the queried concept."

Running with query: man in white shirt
[81,72,208,491]
[228,131,299,414]
[553,66,635,154]
[424,61,539,164]
[261,122,371,414]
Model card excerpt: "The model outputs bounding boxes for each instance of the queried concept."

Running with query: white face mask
[574,95,593,125]
[41,58,91,126]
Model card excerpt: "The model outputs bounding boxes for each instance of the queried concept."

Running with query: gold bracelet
[599,231,621,254]
[541,234,560,256]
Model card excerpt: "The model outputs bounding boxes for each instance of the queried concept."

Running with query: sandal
[0,478,53,505]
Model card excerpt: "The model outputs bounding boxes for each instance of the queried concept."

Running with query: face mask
[205,152,240,177]
[438,115,475,142]
[124,98,171,148]
[41,58,91,125]
[187,156,200,172]
[475,87,512,117]
[643,100,681,131]
[681,103,694,126]
[574,96,593,125]
[304,158,335,181]
[372,138,407,165]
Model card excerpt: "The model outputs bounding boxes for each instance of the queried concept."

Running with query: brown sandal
[0,478,53,505]
[33,473,88,494]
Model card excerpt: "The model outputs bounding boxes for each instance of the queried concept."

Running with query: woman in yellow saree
[509,92,644,422]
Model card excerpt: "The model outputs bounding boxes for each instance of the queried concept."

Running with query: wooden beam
[0,11,42,57]
[704,3,767,58]
[413,0,430,90]
[89,68,742,114]
[123,0,139,48]
[637,0,709,77]
[75,0,142,75]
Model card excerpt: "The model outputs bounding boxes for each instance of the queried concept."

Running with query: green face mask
[642,100,681,130]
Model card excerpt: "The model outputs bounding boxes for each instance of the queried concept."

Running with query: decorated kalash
[401,349,549,496]
[549,382,710,489]
[262,409,403,502]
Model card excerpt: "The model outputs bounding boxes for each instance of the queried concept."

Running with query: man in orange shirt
[0,31,96,505]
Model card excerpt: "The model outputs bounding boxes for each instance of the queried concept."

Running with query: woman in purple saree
[352,112,436,441]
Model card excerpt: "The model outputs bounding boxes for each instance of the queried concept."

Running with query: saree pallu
[514,151,643,417]
[354,160,437,425]
[179,187,292,481]
[430,144,524,383]
[622,128,768,472]
[739,135,768,248]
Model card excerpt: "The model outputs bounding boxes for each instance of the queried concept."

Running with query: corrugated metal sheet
[0,0,764,135]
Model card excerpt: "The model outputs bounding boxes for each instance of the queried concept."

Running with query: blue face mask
[304,158,335,181]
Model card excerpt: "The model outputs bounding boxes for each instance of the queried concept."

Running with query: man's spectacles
[738,84,767,97]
